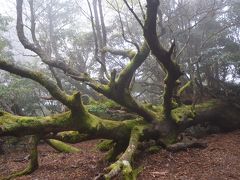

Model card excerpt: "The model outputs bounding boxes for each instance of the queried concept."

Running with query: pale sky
[0,0,15,17]
[0,0,35,63]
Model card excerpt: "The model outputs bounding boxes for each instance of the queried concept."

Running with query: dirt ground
[1,130,240,180]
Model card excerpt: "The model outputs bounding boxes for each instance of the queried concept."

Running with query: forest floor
[1,130,240,180]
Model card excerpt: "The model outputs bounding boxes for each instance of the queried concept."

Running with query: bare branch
[176,30,190,60]
[201,22,238,48]
[138,0,145,19]
[123,0,144,29]
[87,0,110,81]
[28,0,39,45]
[114,0,140,51]
[16,0,84,78]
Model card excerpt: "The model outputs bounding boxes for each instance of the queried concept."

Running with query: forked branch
[144,0,183,119]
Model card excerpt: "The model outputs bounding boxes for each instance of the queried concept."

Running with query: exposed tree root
[104,141,128,162]
[96,139,114,152]
[96,126,143,180]
[2,135,39,180]
[166,136,207,152]
[53,131,90,144]
[45,139,80,153]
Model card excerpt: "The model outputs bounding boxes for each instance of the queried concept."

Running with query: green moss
[177,81,192,96]
[161,132,177,145]
[144,103,153,110]
[171,105,195,123]
[171,100,219,123]
[171,100,179,108]
[96,139,114,152]
[151,105,163,112]
[56,131,88,143]
[127,50,136,58]
[146,145,161,154]
[104,100,121,109]
[195,100,218,111]
[46,139,80,153]
[86,99,141,121]
[0,111,72,136]
[87,99,121,114]
[122,162,134,180]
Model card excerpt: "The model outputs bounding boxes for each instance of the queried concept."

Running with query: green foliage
[87,99,121,114]
[171,105,195,123]
[88,103,108,114]
[96,139,114,152]
[146,145,161,154]
[0,75,44,115]
[100,99,122,109]
[57,131,88,143]
[131,166,144,180]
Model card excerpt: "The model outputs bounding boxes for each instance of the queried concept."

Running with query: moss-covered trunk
[1,100,240,141]
[1,99,240,179]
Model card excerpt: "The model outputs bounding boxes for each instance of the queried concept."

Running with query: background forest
[0,0,239,115]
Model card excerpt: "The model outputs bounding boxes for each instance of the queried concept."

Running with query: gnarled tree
[0,0,240,179]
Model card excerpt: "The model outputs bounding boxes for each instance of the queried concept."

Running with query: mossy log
[96,139,114,152]
[1,100,240,141]
[1,99,240,179]
[45,139,80,153]
[175,100,240,132]
[0,111,142,140]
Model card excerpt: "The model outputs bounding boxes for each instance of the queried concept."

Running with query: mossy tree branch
[176,81,192,105]
[45,139,80,153]
[69,41,156,123]
[102,41,157,123]
[0,111,73,137]
[0,109,143,142]
[116,41,150,90]
[177,81,192,97]
[16,0,87,78]
[1,99,240,179]
[102,47,136,59]
[144,0,183,120]
[0,58,91,114]
[46,131,90,144]
[16,0,157,124]
[0,59,73,108]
